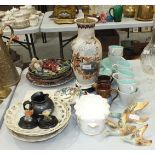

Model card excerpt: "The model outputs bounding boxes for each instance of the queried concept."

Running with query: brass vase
[123,5,136,17]
[135,5,154,21]
[0,82,11,99]
[0,25,20,87]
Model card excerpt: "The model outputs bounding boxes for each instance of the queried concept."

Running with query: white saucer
[75,80,94,89]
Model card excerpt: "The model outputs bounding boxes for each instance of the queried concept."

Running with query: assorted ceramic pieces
[1,6,42,29]
[54,87,82,105]
[26,58,74,87]
[4,91,71,142]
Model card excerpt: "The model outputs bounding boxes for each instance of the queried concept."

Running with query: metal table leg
[59,32,64,59]
[58,32,77,59]
[25,34,33,59]
[41,32,47,43]
[29,34,38,59]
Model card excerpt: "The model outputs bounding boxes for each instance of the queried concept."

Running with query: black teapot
[24,92,54,117]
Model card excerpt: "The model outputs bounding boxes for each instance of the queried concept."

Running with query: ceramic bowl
[74,94,110,135]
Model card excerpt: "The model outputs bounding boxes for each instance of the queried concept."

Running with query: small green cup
[109,5,123,22]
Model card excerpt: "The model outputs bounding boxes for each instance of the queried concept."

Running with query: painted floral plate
[28,58,71,80]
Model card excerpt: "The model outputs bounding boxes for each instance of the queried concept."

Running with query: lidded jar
[74,94,110,135]
[71,17,102,87]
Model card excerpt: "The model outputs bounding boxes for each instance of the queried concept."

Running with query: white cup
[118,88,138,107]
[117,79,137,93]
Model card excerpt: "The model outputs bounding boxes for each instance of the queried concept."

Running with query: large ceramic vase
[71,18,102,87]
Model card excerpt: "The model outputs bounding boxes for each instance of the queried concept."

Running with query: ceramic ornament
[103,119,136,137]
[110,101,149,124]
[121,124,152,146]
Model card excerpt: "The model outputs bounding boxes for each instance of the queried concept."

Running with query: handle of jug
[2,25,14,50]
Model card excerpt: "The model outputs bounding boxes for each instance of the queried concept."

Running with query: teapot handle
[2,25,14,50]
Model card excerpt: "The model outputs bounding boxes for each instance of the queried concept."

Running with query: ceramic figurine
[18,101,38,129]
[122,124,152,146]
[104,119,136,137]
[110,101,149,124]
[71,17,102,88]
[29,58,43,71]
[38,109,58,129]
[126,101,149,113]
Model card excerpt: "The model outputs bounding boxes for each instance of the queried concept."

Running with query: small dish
[54,87,82,105]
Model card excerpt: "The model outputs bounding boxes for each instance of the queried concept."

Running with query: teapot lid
[31,91,49,103]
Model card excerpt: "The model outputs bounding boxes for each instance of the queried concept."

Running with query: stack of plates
[26,59,74,87]
[4,99,71,142]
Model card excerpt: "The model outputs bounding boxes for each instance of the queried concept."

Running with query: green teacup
[109,5,123,22]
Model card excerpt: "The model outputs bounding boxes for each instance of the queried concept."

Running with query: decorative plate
[28,58,71,80]
[5,99,71,136]
[7,103,71,142]
[54,87,81,105]
[26,70,75,87]
[8,122,68,142]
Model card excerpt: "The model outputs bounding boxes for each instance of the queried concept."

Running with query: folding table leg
[25,34,33,60]
[59,32,64,59]
[29,34,38,59]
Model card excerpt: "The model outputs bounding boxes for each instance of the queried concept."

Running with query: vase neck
[77,27,95,39]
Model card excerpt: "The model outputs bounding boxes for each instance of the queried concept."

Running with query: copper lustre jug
[0,25,20,87]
